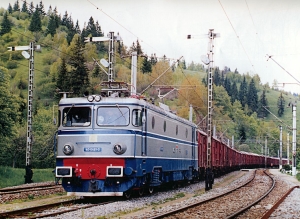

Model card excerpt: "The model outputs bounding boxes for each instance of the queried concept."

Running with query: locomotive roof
[59,96,197,128]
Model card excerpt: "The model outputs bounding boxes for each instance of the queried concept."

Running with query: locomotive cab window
[62,107,91,127]
[97,106,129,126]
[132,109,144,126]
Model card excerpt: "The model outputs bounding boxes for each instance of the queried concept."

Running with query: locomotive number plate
[84,147,102,152]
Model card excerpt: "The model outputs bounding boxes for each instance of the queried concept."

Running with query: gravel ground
[3,169,299,219]
[0,182,65,204]
[269,188,300,218]
[39,170,253,219]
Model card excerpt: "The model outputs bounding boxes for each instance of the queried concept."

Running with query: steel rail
[149,170,257,219]
[226,169,275,218]
[261,186,300,219]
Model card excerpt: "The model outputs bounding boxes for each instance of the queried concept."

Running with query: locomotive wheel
[138,188,144,196]
[148,187,154,194]
[124,190,132,199]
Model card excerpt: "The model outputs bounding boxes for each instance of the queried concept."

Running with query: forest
[0,0,299,169]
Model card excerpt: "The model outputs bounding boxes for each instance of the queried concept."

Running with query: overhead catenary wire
[266,55,300,85]
[218,0,257,73]
[86,0,170,60]
[140,56,183,95]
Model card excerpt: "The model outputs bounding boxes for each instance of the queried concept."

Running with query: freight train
[54,83,287,197]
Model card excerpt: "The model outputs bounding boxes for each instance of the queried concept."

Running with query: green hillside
[0,1,299,171]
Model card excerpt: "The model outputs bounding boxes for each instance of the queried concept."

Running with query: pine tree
[53,7,60,27]
[46,14,57,36]
[13,0,20,12]
[231,81,238,103]
[68,35,90,96]
[56,58,68,91]
[247,78,258,113]
[136,40,143,56]
[61,11,69,27]
[28,2,34,16]
[277,92,285,117]
[8,4,13,14]
[85,16,97,36]
[213,67,220,86]
[0,12,12,36]
[239,76,248,107]
[95,21,103,36]
[74,20,81,34]
[257,88,269,118]
[221,71,225,86]
[28,5,42,32]
[21,0,28,13]
[47,5,52,16]
[38,1,46,16]
[141,56,152,74]
[224,77,231,96]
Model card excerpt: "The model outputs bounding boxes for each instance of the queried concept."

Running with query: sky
[1,0,300,94]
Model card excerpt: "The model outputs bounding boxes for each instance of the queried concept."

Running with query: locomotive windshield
[62,107,91,127]
[97,106,129,126]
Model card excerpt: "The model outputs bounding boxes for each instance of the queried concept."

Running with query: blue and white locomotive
[55,82,199,197]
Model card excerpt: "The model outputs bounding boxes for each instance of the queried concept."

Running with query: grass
[0,166,56,188]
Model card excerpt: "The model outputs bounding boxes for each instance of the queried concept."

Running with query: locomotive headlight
[113,143,127,155]
[87,95,94,102]
[63,143,74,155]
[94,95,101,102]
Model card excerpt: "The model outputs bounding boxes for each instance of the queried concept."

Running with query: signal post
[188,29,220,190]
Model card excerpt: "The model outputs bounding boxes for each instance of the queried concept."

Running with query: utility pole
[287,133,290,165]
[131,52,137,95]
[8,42,41,183]
[279,125,282,169]
[291,103,297,176]
[188,29,220,191]
[265,137,267,168]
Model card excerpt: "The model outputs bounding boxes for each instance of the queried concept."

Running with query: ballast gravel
[40,171,254,219]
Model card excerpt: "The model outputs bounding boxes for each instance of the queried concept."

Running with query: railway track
[0,198,113,218]
[261,186,300,219]
[148,169,274,219]
[0,184,62,195]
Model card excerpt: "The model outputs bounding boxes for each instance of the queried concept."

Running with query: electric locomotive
[55,82,199,197]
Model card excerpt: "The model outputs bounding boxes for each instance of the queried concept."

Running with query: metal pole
[279,126,282,169]
[292,105,297,176]
[189,104,193,122]
[131,52,137,95]
[26,42,34,167]
[265,137,267,168]
[206,29,219,191]
[108,32,114,82]
[287,133,290,165]
[25,42,34,184]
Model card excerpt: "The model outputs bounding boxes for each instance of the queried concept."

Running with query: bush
[6,60,18,69]
[283,164,292,171]
[9,69,17,78]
